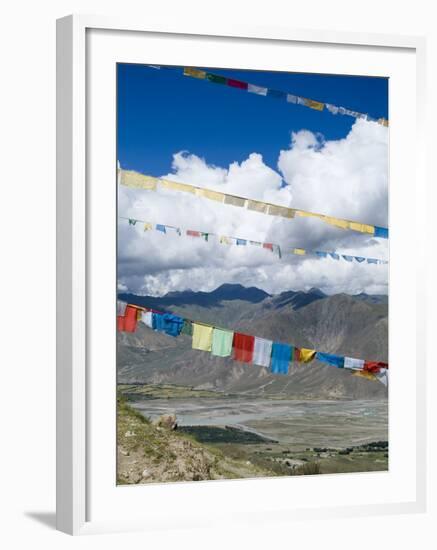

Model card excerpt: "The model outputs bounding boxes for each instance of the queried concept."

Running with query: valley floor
[117,384,388,484]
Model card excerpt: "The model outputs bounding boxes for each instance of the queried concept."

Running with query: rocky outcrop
[117,400,274,485]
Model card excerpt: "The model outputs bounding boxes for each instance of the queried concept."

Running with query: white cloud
[118,120,388,296]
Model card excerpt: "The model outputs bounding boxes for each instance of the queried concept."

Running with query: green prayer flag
[206,73,227,84]
[211,328,234,357]
[181,319,193,336]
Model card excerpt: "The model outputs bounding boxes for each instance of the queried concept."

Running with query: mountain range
[117,284,388,399]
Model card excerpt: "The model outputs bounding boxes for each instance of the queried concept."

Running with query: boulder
[153,414,178,430]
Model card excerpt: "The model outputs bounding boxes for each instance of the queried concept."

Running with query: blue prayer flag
[152,312,183,337]
[267,88,286,100]
[270,343,291,375]
[330,253,340,260]
[316,352,345,368]
[367,258,378,264]
[342,255,354,262]
[374,226,389,239]
[355,256,366,262]
[236,239,247,246]
[156,224,167,233]
[316,251,328,258]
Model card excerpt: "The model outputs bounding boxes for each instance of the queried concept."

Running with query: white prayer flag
[253,337,273,367]
[247,84,268,96]
[141,311,153,328]
[344,357,365,370]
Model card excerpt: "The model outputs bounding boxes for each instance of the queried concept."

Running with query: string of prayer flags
[180,66,389,126]
[148,64,388,126]
[119,303,389,386]
[121,216,388,265]
[119,169,389,239]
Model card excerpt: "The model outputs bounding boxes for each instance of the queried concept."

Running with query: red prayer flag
[117,315,125,331]
[364,361,388,373]
[227,78,248,90]
[233,333,255,363]
[263,243,274,251]
[187,230,201,237]
[122,305,138,333]
[293,348,301,362]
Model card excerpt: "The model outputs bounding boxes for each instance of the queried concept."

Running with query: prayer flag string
[120,216,388,266]
[117,301,389,386]
[119,168,389,239]
[147,65,389,127]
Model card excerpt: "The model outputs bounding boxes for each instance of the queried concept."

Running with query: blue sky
[117,64,389,296]
[117,63,388,176]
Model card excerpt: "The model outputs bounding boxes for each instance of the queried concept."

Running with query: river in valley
[129,397,388,450]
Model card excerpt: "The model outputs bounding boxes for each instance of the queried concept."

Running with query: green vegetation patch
[178,425,276,444]
[118,383,223,400]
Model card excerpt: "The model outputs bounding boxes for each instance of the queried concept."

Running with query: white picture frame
[56,14,427,535]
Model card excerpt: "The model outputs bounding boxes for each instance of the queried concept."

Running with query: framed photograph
[56,15,427,535]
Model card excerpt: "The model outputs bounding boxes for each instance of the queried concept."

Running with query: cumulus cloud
[118,119,388,296]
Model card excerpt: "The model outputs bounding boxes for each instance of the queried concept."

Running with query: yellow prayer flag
[192,323,213,352]
[224,195,246,208]
[195,188,225,202]
[160,179,196,194]
[348,221,375,235]
[267,204,295,218]
[143,222,153,231]
[325,216,349,230]
[295,210,322,219]
[299,348,316,363]
[378,118,389,127]
[183,67,206,79]
[120,170,158,190]
[247,200,269,214]
[306,99,325,111]
[352,370,377,381]
[293,248,306,255]
[219,236,231,244]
